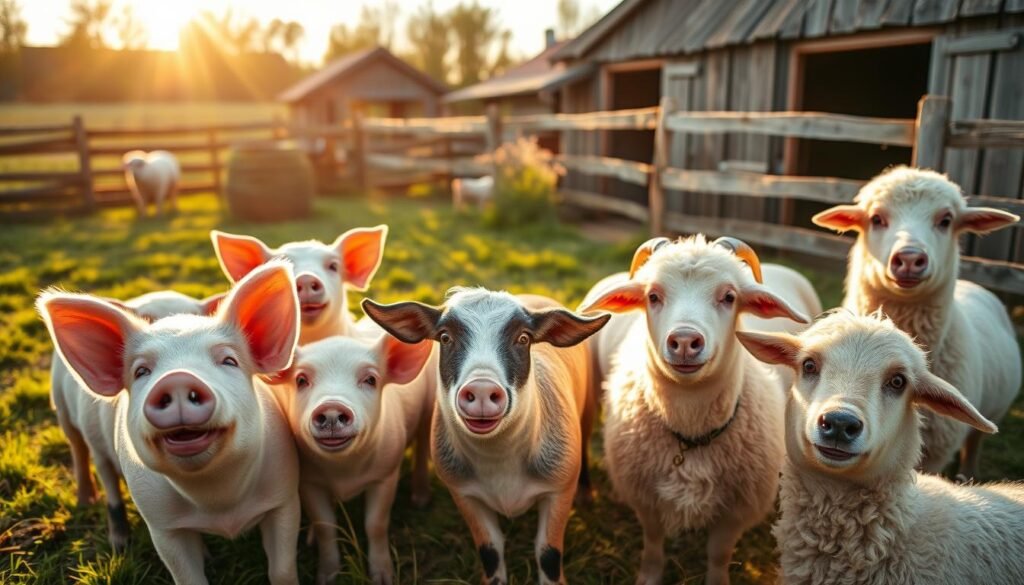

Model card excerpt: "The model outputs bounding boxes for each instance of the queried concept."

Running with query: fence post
[208,129,222,198]
[485,103,502,182]
[912,95,951,171]
[352,112,369,192]
[649,96,675,236]
[72,115,95,212]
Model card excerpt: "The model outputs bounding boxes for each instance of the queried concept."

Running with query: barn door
[929,26,1024,261]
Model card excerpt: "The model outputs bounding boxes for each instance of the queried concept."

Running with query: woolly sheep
[738,311,1024,585]
[122,150,181,217]
[579,235,811,585]
[813,166,1020,478]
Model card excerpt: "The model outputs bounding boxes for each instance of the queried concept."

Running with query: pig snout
[144,371,216,430]
[296,274,326,305]
[457,379,507,422]
[311,401,354,430]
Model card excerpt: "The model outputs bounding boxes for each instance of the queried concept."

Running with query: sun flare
[132,1,201,50]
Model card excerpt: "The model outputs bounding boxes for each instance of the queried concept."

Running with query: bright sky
[22,0,620,65]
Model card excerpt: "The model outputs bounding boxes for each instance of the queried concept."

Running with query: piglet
[122,150,181,217]
[268,332,432,585]
[49,290,224,552]
[38,262,302,585]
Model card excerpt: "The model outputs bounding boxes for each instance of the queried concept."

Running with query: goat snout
[889,247,929,284]
[817,410,864,444]
[311,401,354,430]
[667,327,704,359]
[457,379,507,434]
[144,371,216,430]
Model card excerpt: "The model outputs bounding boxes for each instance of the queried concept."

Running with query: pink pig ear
[211,230,274,283]
[220,261,300,374]
[199,292,227,316]
[378,333,432,386]
[37,292,142,397]
[334,225,388,291]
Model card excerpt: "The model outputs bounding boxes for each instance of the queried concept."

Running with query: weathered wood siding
[561,76,602,193]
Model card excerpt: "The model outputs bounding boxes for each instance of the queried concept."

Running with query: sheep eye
[296,373,310,389]
[721,290,736,305]
[328,261,340,272]
[517,332,530,345]
[363,375,377,388]
[802,358,818,375]
[439,332,452,345]
[888,373,906,392]
[937,214,953,229]
[870,214,886,228]
[134,366,151,379]
[221,356,238,367]
[648,292,660,304]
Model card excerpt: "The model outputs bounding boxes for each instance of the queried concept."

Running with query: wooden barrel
[225,144,314,221]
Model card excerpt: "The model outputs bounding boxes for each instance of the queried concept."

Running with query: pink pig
[38,262,302,585]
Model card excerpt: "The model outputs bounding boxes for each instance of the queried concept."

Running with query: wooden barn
[552,0,1024,262]
[279,47,448,126]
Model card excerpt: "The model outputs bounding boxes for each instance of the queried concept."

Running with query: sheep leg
[635,507,665,585]
[535,489,573,585]
[95,454,129,552]
[705,515,746,585]
[451,491,507,585]
[958,428,984,481]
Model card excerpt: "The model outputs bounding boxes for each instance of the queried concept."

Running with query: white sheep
[122,150,181,217]
[813,166,1020,478]
[737,311,1024,585]
[579,235,811,585]
[451,175,494,210]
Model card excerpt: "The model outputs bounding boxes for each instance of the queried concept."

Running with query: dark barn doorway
[788,40,931,226]
[607,66,661,204]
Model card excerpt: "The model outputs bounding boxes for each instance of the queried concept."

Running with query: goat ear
[913,371,997,434]
[334,225,388,291]
[813,205,866,233]
[211,230,274,283]
[378,334,432,386]
[577,281,646,314]
[361,299,441,344]
[531,309,610,348]
[735,331,802,369]
[738,284,809,323]
[958,207,1019,235]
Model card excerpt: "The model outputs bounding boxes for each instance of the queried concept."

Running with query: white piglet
[268,333,433,585]
[50,290,224,552]
[38,262,302,585]
[122,150,181,217]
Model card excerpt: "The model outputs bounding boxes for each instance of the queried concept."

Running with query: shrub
[479,138,563,228]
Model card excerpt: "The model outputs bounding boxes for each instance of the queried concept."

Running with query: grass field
[1,193,1021,584]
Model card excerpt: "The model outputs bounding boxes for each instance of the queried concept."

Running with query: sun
[131,1,202,51]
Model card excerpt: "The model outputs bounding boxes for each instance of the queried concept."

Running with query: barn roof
[443,41,594,104]
[553,0,1024,62]
[278,46,448,103]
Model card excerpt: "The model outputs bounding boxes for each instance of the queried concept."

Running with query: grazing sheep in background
[121,150,181,217]
[813,166,1020,478]
[451,175,494,210]
[579,236,810,585]
[738,311,1024,585]
[48,290,224,552]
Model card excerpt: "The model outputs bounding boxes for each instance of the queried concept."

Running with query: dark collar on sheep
[670,398,741,466]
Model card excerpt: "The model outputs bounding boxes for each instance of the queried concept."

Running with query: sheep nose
[818,410,864,443]
[311,401,354,430]
[457,379,507,419]
[295,274,325,303]
[890,247,928,279]
[144,371,215,429]
[666,327,705,360]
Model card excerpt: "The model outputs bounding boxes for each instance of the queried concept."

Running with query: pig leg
[165,181,179,216]
[451,491,506,585]
[303,483,341,585]
[150,528,208,585]
[705,513,747,585]
[535,489,574,585]
[365,469,400,584]
[95,455,129,552]
[635,506,665,585]
[259,495,301,585]
[576,399,596,505]
[411,406,432,508]
[61,420,98,506]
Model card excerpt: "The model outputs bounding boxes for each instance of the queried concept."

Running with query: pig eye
[439,332,452,345]
[721,290,736,305]
[134,366,151,379]
[221,356,238,367]
[517,332,530,345]
[802,358,818,376]
[327,261,339,273]
[296,373,310,390]
[870,214,887,228]
[937,213,953,230]
[363,374,378,388]
[887,373,907,393]
[647,292,661,305]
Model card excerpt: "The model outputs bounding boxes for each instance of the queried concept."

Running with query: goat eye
[802,358,818,375]
[328,261,340,272]
[648,292,660,304]
[722,290,736,305]
[363,375,377,388]
[439,332,452,345]
[134,366,151,379]
[296,374,310,389]
[937,214,953,229]
[517,332,530,345]
[870,214,885,227]
[888,373,906,391]
[221,356,238,367]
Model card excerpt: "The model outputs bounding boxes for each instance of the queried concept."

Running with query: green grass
[0,193,1021,584]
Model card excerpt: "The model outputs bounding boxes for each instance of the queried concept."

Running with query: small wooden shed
[553,0,1024,261]
[279,47,448,126]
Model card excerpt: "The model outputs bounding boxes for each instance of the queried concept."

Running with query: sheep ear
[738,284,809,324]
[812,205,865,233]
[361,299,441,344]
[211,230,273,283]
[578,281,646,314]
[735,331,802,369]
[913,371,997,434]
[958,207,1019,235]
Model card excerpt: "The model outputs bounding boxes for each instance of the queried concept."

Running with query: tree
[556,0,601,39]
[115,5,147,50]
[0,0,26,53]
[406,1,449,83]
[448,1,499,86]
[323,1,398,63]
[61,0,112,49]
[261,18,303,63]
[280,21,304,63]
[490,29,514,77]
